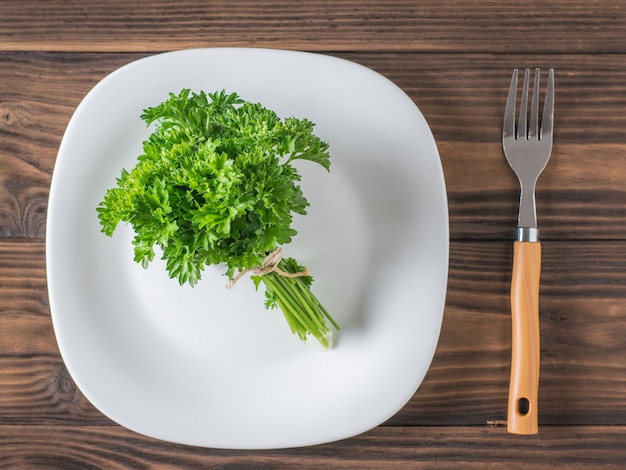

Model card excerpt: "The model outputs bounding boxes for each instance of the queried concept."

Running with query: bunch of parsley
[98,89,338,347]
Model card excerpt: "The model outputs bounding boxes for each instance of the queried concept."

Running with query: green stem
[263,274,318,338]
[294,279,340,330]
[260,267,337,348]
[275,274,326,332]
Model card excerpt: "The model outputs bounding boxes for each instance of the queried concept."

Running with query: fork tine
[503,69,518,138]
[541,68,555,141]
[529,68,540,138]
[517,69,530,139]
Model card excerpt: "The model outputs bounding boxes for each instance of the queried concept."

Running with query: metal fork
[502,68,554,435]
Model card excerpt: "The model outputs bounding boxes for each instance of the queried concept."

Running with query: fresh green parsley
[97,89,338,347]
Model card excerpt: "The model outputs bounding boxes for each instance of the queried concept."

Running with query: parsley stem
[293,279,340,331]
[262,276,319,337]
[261,273,331,348]
[274,275,322,329]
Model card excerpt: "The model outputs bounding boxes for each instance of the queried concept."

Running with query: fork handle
[507,241,541,435]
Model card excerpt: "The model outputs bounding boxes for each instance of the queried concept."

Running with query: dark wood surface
[2,1,626,467]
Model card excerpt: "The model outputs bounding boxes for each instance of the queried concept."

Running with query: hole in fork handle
[517,397,530,416]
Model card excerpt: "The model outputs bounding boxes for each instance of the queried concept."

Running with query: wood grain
[0,240,47,319]
[0,425,625,469]
[0,356,110,426]
[2,0,626,464]
[1,0,626,54]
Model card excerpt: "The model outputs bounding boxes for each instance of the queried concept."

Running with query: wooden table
[2,1,626,467]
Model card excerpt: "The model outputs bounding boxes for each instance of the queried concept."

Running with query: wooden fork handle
[507,241,541,435]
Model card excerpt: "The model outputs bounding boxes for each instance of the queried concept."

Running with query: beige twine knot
[226,247,309,289]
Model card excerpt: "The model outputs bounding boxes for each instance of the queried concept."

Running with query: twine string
[226,247,309,289]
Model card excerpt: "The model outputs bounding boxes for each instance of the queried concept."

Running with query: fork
[502,68,554,435]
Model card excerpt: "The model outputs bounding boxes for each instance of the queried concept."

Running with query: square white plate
[46,48,448,449]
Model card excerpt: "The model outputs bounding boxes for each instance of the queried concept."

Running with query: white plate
[47,48,448,449]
